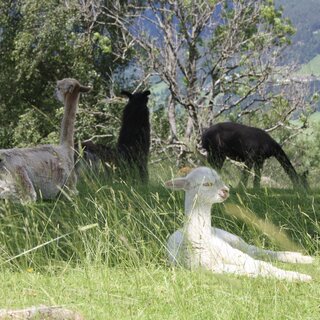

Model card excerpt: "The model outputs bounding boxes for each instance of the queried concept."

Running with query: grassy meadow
[0,163,319,319]
[298,54,320,76]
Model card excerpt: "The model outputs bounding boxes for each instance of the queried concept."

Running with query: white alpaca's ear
[165,178,190,190]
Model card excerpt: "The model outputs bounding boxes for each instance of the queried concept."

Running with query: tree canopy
[0,0,315,166]
[0,0,129,148]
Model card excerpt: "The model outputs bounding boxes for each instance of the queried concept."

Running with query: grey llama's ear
[79,85,91,93]
[165,177,190,190]
[121,90,133,99]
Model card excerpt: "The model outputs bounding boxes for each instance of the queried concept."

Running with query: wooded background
[0,0,320,174]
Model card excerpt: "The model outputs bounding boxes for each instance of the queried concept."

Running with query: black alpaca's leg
[253,160,264,189]
[238,159,253,188]
[138,158,149,184]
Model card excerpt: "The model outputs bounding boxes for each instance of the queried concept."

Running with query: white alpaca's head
[165,167,229,205]
[55,78,91,103]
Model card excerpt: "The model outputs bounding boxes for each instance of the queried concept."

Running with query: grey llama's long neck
[60,93,79,148]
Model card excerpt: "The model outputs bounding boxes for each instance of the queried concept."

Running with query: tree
[108,0,314,149]
[0,0,131,148]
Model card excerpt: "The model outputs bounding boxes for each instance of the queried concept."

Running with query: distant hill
[276,0,320,65]
[298,55,320,76]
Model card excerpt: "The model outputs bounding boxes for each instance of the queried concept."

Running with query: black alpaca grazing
[202,122,308,189]
[117,90,151,183]
[79,90,151,183]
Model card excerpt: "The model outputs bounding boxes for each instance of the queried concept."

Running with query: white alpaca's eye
[202,182,213,187]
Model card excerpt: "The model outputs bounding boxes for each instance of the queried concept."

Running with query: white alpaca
[0,78,91,202]
[166,167,313,281]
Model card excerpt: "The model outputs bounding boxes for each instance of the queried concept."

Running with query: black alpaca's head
[121,90,151,106]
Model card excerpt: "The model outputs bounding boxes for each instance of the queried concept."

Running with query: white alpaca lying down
[166,167,313,281]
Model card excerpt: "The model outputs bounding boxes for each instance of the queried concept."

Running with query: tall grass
[0,163,318,270]
[0,165,183,271]
[0,163,319,319]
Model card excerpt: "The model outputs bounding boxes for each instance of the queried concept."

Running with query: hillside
[276,0,320,65]
[298,55,320,76]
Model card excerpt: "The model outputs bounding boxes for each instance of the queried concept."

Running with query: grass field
[0,165,319,319]
[298,54,320,76]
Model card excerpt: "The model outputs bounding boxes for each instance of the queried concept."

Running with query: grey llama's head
[56,78,91,103]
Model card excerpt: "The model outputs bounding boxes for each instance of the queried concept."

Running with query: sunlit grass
[0,264,319,319]
[0,163,319,319]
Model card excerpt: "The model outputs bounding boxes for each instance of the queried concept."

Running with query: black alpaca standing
[202,122,308,189]
[117,90,151,183]
[79,90,151,183]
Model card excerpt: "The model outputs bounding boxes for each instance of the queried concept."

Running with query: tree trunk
[184,104,202,142]
[185,115,193,139]
[167,94,178,142]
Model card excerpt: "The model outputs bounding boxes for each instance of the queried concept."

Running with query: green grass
[1,264,319,320]
[0,164,319,319]
[298,54,320,76]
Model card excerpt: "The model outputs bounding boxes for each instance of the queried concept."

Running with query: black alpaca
[79,140,116,171]
[80,90,151,183]
[202,122,308,189]
[117,90,151,183]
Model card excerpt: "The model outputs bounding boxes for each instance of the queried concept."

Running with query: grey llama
[0,78,91,202]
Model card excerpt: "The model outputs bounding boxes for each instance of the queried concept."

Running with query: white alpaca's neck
[60,94,79,148]
[184,194,213,243]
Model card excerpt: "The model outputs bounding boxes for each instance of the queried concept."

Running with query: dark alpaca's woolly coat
[78,90,151,183]
[202,122,308,189]
[117,90,151,182]
[79,140,116,169]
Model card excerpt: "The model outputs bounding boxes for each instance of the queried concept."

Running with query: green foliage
[211,0,295,102]
[12,108,59,147]
[151,105,187,142]
[75,97,124,146]
[152,108,171,141]
[93,32,112,54]
[0,0,130,148]
[288,115,320,186]
[213,0,294,52]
